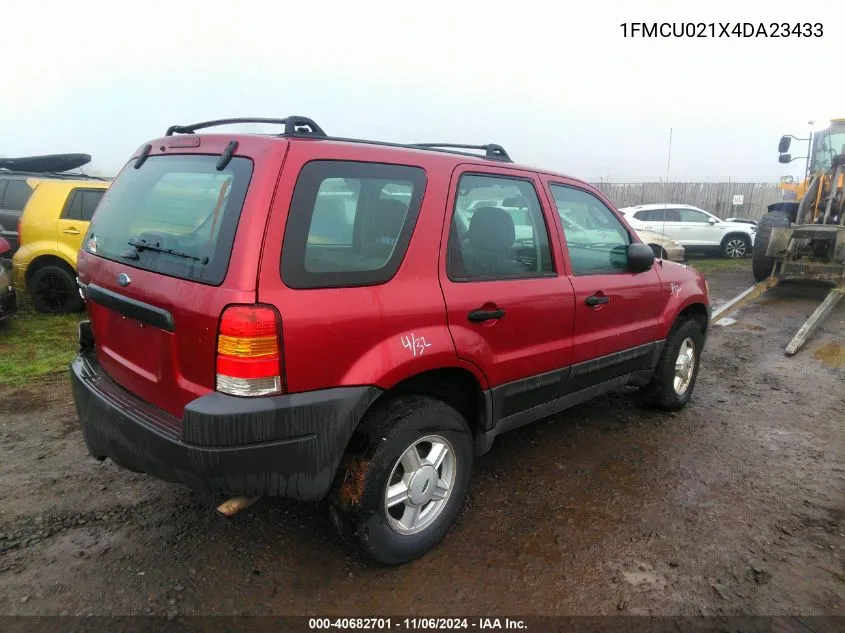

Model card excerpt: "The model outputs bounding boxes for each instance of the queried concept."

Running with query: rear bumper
[663,245,685,262]
[0,265,16,322]
[70,351,381,500]
[0,288,16,322]
[10,260,26,293]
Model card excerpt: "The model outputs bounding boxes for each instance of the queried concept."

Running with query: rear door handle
[62,228,80,235]
[468,307,505,322]
[585,294,610,307]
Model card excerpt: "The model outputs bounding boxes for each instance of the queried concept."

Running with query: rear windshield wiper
[126,238,203,262]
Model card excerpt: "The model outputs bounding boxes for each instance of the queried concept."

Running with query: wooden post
[710,276,780,324]
[784,288,845,356]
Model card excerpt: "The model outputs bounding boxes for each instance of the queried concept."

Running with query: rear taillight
[0,237,9,256]
[216,305,284,397]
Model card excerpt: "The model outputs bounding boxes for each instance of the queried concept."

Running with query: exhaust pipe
[216,496,258,518]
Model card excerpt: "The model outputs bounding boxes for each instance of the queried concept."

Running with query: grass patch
[0,305,80,387]
[683,256,752,275]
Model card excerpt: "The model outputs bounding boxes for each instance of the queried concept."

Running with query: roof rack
[0,153,92,174]
[162,116,513,163]
[0,153,110,181]
[164,116,327,138]
[411,143,511,162]
[0,170,110,181]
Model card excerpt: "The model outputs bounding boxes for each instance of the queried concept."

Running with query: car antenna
[660,126,673,264]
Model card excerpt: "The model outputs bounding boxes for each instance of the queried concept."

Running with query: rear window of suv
[281,160,427,289]
[84,154,253,285]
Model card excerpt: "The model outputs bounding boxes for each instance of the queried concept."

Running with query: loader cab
[807,120,845,174]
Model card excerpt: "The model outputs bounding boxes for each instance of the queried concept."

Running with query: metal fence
[588,182,782,221]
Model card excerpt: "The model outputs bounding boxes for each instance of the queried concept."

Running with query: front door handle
[468,307,505,322]
[62,228,80,235]
[585,294,610,307]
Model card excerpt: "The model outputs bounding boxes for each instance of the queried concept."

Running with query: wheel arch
[676,301,709,337]
[347,366,489,455]
[720,231,752,246]
[25,253,77,285]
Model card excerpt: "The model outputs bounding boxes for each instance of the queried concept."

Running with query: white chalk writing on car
[400,333,432,357]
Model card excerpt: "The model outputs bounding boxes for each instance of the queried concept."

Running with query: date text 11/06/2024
[309,618,527,630]
[620,22,823,38]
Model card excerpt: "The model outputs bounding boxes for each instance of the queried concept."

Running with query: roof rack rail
[411,143,511,162]
[0,170,110,181]
[164,116,327,138]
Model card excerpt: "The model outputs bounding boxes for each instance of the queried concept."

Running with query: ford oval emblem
[117,273,131,287]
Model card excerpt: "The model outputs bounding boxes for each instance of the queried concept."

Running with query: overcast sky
[2,0,842,182]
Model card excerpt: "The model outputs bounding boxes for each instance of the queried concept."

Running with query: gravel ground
[1,265,843,617]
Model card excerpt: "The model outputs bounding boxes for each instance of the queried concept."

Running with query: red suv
[70,117,710,564]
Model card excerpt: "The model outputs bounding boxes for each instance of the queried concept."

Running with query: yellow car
[12,178,109,313]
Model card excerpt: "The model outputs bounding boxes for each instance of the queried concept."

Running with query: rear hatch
[76,137,287,418]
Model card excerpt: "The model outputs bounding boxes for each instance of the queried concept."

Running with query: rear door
[636,207,685,242]
[0,178,35,255]
[544,179,664,383]
[439,166,576,416]
[76,138,288,418]
[56,187,105,255]
[677,207,718,246]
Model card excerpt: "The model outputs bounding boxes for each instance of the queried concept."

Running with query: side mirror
[627,242,655,272]
[778,135,792,153]
[708,217,718,224]
[779,153,792,164]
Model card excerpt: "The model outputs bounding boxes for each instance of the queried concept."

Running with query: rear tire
[29,265,83,314]
[642,318,704,411]
[752,211,790,282]
[329,394,473,565]
[721,234,750,259]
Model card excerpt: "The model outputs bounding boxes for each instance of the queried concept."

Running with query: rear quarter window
[62,188,106,221]
[1,179,34,211]
[281,160,427,289]
[84,155,253,285]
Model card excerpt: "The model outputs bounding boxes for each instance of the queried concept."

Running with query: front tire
[642,318,704,410]
[752,211,790,282]
[29,265,83,314]
[329,395,473,565]
[721,235,750,259]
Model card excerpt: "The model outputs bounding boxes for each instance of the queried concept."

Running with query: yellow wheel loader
[712,119,845,355]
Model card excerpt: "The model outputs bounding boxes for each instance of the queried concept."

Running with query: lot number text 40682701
[620,22,823,38]
[308,618,527,630]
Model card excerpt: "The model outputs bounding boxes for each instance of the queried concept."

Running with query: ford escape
[70,116,710,565]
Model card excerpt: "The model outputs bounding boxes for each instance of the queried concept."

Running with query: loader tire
[752,211,790,282]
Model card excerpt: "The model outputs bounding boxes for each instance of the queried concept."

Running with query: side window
[549,184,632,275]
[63,190,84,220]
[62,189,105,221]
[281,161,427,289]
[635,209,661,222]
[678,208,710,223]
[446,174,554,281]
[2,180,34,211]
[308,178,358,246]
[80,190,105,221]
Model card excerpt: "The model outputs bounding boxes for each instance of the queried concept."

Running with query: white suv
[618,204,756,259]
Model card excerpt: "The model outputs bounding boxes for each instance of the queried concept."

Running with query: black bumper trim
[0,289,17,322]
[70,353,382,500]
